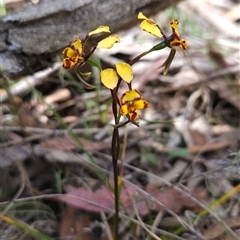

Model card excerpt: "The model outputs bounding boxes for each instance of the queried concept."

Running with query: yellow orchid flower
[62,26,115,69]
[100,62,133,89]
[138,12,188,50]
[169,19,188,50]
[120,89,149,122]
[62,37,84,69]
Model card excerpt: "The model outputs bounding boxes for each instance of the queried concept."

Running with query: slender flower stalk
[112,127,120,239]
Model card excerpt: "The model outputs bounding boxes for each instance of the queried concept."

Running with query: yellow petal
[138,12,162,37]
[100,69,118,89]
[115,62,133,83]
[140,20,162,37]
[97,35,120,48]
[62,47,77,58]
[120,104,129,116]
[62,58,76,69]
[89,25,111,36]
[75,56,85,63]
[62,55,84,69]
[170,39,188,50]
[129,112,139,122]
[71,37,83,54]
[120,105,140,122]
[121,89,142,105]
[170,19,180,38]
[132,99,149,110]
[138,12,150,21]
[180,39,188,50]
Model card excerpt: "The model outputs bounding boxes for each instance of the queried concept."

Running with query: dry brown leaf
[41,137,78,151]
[57,183,206,215]
[199,216,240,239]
[59,205,92,240]
[188,141,232,154]
[41,136,111,151]
[210,79,240,112]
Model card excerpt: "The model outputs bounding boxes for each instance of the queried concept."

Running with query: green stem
[129,40,168,66]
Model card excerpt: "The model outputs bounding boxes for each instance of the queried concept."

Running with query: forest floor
[1,0,240,239]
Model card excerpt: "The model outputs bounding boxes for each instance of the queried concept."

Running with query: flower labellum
[120,89,149,122]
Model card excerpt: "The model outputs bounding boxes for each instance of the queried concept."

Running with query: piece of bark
[0,0,181,78]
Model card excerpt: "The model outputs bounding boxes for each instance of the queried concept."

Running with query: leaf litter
[1,0,240,239]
